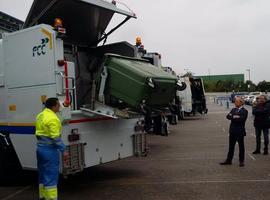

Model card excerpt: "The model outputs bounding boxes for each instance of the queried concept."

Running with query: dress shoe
[239,162,245,167]
[219,161,232,165]
[252,150,261,154]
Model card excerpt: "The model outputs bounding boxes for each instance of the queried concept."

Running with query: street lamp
[246,69,250,82]
[246,68,251,92]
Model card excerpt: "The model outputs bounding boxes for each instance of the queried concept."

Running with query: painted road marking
[1,186,31,200]
[91,179,270,186]
[248,153,256,160]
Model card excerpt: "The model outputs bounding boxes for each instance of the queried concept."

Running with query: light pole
[246,69,250,82]
[246,69,251,92]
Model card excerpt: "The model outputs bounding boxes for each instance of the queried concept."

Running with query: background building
[198,74,245,83]
[196,73,245,92]
[0,11,23,38]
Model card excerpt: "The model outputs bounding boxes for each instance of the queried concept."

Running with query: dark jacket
[253,100,270,128]
[226,107,248,136]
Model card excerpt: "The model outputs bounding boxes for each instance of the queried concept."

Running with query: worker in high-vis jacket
[35,97,66,200]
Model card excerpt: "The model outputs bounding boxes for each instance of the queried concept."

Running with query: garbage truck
[0,0,179,180]
[177,76,208,117]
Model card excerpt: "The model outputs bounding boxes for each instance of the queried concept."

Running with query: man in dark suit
[220,97,248,167]
[252,95,270,155]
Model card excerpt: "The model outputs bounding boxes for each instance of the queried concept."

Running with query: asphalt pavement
[1,99,270,200]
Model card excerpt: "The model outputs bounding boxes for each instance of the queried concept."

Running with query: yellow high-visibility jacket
[35,108,62,139]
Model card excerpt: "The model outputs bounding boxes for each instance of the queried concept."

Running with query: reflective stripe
[38,140,54,145]
[37,136,61,145]
[39,184,46,199]
[44,185,57,200]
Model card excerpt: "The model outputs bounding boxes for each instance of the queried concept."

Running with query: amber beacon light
[54,18,63,28]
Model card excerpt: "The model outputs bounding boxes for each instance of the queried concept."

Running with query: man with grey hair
[220,97,248,167]
[252,95,270,155]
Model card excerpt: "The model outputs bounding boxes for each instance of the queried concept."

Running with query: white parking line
[248,153,256,160]
[125,157,226,161]
[1,186,31,200]
[96,179,270,186]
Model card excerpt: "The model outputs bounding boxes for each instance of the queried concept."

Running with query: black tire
[167,115,177,125]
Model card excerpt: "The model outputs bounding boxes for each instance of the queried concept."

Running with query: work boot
[239,162,245,167]
[219,160,232,165]
[252,150,260,154]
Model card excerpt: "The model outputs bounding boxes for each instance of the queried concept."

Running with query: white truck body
[177,77,193,113]
[0,18,141,173]
[177,77,207,115]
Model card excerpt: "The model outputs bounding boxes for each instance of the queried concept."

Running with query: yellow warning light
[9,105,17,111]
[136,36,142,45]
[54,18,63,28]
[41,95,47,104]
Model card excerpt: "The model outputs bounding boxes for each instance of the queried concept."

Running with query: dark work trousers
[255,127,269,151]
[227,134,245,162]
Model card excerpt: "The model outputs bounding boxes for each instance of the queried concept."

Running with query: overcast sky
[1,0,270,83]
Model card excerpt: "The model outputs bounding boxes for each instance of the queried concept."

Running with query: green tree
[243,80,256,92]
[256,81,270,93]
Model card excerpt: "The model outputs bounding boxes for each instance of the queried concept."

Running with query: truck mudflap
[62,143,85,176]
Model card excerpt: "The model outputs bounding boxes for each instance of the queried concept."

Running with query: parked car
[231,92,249,103]
[244,92,263,105]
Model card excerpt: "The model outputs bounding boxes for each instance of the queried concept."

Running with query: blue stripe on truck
[0,126,35,134]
